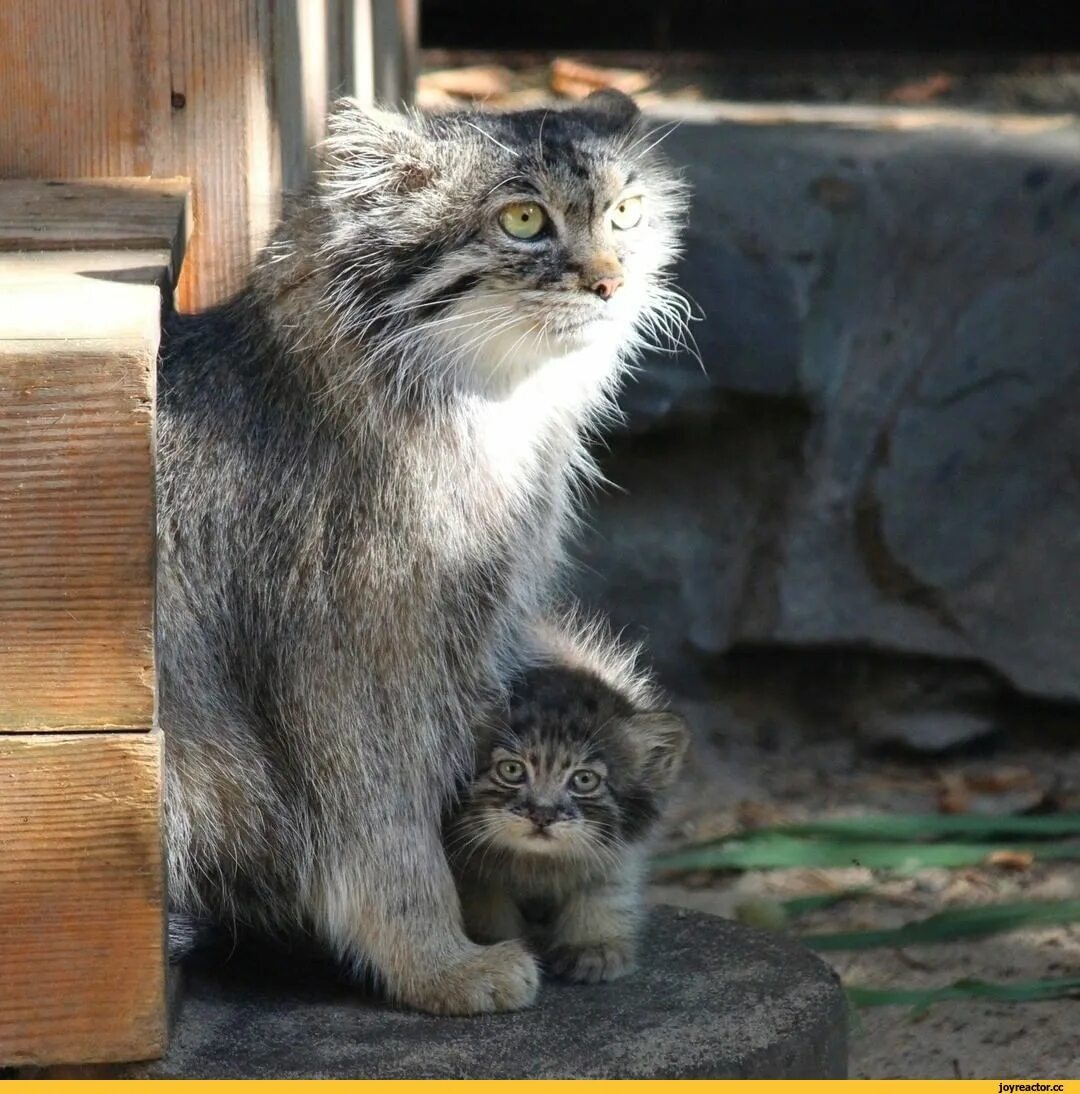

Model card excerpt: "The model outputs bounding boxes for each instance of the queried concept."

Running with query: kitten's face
[317,92,688,395]
[463,735,618,861]
[451,669,688,866]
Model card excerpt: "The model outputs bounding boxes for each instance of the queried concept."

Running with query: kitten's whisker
[444,821,493,862]
[474,813,507,875]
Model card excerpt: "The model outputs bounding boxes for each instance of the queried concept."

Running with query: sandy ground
[648,698,1080,1079]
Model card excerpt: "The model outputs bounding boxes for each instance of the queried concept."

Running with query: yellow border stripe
[6,1081,1080,1092]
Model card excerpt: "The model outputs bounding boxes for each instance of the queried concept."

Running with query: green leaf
[770,814,1080,842]
[781,887,872,918]
[651,833,1080,874]
[803,899,1080,951]
[846,976,1080,1010]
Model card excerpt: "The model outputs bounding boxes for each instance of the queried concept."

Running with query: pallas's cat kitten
[158,91,687,1015]
[448,664,688,983]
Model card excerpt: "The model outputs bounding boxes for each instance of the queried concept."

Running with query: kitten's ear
[583,89,642,133]
[626,711,689,790]
[321,98,437,199]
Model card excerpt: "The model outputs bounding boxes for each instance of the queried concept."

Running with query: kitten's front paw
[546,939,636,984]
[402,939,540,1015]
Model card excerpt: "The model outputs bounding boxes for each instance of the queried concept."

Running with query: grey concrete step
[129,907,847,1079]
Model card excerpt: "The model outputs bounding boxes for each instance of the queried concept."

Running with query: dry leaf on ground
[549,57,652,100]
[419,64,513,101]
[965,766,1038,793]
[937,772,972,814]
[886,72,954,104]
[986,850,1036,871]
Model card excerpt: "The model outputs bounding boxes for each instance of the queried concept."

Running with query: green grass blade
[651,833,1080,874]
[773,814,1080,842]
[803,899,1080,951]
[782,887,872,918]
[846,976,1080,1009]
[735,887,873,931]
[654,815,1080,865]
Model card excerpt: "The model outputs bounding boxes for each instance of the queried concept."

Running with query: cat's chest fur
[404,400,574,673]
[405,353,608,630]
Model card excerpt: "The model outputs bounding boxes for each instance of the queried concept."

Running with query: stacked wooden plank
[0,178,188,1066]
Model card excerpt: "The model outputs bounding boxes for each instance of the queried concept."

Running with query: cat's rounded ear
[320,98,437,199]
[583,89,642,133]
[626,711,689,790]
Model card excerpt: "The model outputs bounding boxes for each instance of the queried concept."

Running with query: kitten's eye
[498,202,547,240]
[611,195,643,230]
[495,759,527,785]
[569,769,602,795]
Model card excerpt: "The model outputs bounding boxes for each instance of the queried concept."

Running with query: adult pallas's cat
[158,91,687,1014]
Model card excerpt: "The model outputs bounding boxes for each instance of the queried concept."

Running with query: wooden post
[372,0,419,107]
[0,0,416,313]
[0,178,189,1067]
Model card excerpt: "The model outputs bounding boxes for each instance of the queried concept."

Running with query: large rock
[578,110,1080,704]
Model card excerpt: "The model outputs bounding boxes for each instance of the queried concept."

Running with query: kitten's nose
[527,804,558,829]
[590,275,624,300]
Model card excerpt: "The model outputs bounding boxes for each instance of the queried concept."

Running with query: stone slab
[576,111,1080,715]
[129,907,847,1079]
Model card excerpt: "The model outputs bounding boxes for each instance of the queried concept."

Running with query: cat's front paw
[402,939,540,1015]
[546,939,636,984]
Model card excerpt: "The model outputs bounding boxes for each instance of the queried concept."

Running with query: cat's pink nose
[590,275,624,300]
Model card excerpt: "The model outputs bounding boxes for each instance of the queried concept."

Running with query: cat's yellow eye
[569,769,602,795]
[498,202,547,240]
[496,758,527,785]
[610,195,643,231]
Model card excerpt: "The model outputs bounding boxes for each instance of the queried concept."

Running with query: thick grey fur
[157,90,688,1015]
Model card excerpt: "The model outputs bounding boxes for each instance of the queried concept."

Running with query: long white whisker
[460,119,520,158]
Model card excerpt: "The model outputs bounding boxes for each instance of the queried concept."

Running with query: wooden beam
[0,732,166,1066]
[0,266,171,726]
[0,178,184,1067]
[0,2,172,179]
[0,180,185,733]
[165,0,278,309]
[0,1,412,311]
[0,178,190,255]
